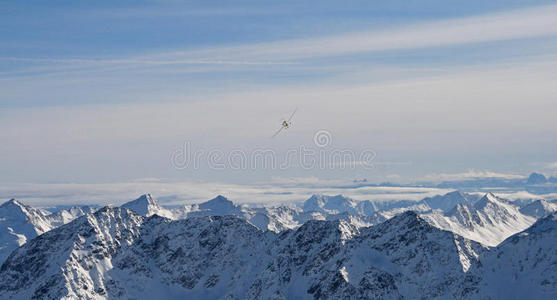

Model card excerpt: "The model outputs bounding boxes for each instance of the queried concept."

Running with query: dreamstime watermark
[313,129,332,148]
[170,130,376,170]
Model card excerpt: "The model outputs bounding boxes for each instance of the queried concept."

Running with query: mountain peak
[311,194,349,200]
[397,210,421,220]
[519,199,557,218]
[446,202,471,216]
[303,194,357,214]
[435,192,537,246]
[290,217,359,246]
[527,211,557,233]
[444,190,465,197]
[527,172,547,185]
[421,191,473,212]
[485,192,497,198]
[121,194,163,216]
[208,195,231,203]
[379,210,425,229]
[96,205,136,216]
[0,199,54,263]
[497,211,557,245]
[138,193,155,203]
[1,198,23,208]
[474,193,501,209]
[362,211,444,245]
[198,195,237,214]
[0,198,40,218]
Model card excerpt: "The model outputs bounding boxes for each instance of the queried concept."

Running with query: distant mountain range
[431,173,557,194]
[1,190,557,298]
[296,172,557,194]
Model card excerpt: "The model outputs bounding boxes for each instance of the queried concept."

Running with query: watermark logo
[171,130,375,170]
[313,129,332,148]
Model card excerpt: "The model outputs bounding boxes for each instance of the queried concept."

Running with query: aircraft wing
[271,126,284,138]
[287,108,297,122]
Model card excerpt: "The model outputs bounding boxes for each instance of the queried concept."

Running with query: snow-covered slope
[519,199,557,218]
[379,202,432,219]
[131,192,537,241]
[170,195,290,231]
[0,209,486,299]
[476,212,557,298]
[302,194,422,216]
[170,195,242,218]
[419,191,478,212]
[121,193,173,218]
[0,190,541,269]
[164,192,481,234]
[0,206,144,299]
[303,194,359,214]
[295,192,537,247]
[117,215,273,299]
[243,206,306,232]
[45,205,97,227]
[5,202,557,299]
[0,207,273,299]
[172,195,386,233]
[254,211,486,299]
[197,194,238,214]
[422,193,536,246]
[0,199,54,263]
[325,211,386,228]
[0,198,99,265]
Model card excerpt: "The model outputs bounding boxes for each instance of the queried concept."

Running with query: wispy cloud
[544,162,557,170]
[89,7,270,19]
[3,4,557,77]
[493,190,557,202]
[185,4,557,61]
[419,170,526,183]
[0,57,296,66]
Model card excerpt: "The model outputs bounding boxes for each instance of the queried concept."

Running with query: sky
[2,0,557,194]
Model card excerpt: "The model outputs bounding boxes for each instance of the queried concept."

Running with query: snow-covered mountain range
[0,199,94,263]
[1,191,556,299]
[421,193,537,246]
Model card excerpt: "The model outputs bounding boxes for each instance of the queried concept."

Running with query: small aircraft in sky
[272,108,297,138]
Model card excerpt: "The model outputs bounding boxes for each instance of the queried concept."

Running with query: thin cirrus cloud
[0,57,295,66]
[418,170,526,183]
[544,162,557,170]
[2,4,557,76]
[157,4,557,62]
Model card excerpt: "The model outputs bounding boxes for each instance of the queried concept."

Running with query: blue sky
[2,1,557,185]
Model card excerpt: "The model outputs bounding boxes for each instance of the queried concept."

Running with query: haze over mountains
[1,188,557,298]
